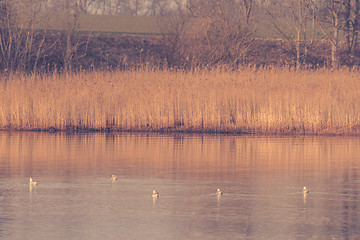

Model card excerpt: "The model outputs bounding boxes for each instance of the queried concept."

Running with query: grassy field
[1,68,360,135]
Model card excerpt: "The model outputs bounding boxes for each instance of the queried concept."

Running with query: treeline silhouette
[0,31,359,74]
[1,0,360,73]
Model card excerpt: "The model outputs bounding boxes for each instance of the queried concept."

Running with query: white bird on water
[152,190,159,198]
[111,175,117,181]
[216,188,223,196]
[302,186,309,194]
[29,178,38,186]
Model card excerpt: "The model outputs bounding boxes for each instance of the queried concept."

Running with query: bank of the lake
[1,68,360,135]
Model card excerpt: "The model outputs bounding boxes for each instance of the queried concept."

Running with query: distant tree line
[162,0,360,69]
[0,0,360,73]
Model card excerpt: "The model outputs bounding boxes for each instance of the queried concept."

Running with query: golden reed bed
[1,68,360,135]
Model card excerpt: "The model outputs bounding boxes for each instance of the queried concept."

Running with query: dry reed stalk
[1,67,360,135]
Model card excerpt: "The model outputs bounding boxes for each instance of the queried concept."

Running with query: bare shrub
[158,0,254,69]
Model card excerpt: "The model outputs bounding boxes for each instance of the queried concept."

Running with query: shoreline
[1,127,359,137]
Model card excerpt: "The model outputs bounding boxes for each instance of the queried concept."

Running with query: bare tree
[182,0,254,68]
[264,0,316,68]
[0,0,56,73]
[0,0,17,72]
[344,0,351,52]
[242,0,253,26]
[120,0,139,15]
[294,0,316,68]
[341,0,360,56]
[19,0,53,72]
[328,0,342,68]
[353,0,360,54]
[158,1,189,66]
[316,0,350,68]
[264,0,360,68]
[145,0,173,16]
[50,0,92,72]
[342,0,360,56]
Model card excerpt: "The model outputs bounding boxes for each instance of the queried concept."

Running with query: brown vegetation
[1,67,360,135]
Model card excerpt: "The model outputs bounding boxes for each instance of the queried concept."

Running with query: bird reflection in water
[302,186,309,204]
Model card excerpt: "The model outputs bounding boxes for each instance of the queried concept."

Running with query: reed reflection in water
[0,132,359,239]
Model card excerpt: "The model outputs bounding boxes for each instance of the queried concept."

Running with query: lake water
[0,132,359,240]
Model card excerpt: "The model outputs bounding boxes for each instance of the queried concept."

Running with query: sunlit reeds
[1,67,360,135]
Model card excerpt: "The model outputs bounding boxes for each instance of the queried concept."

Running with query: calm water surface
[0,132,359,239]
